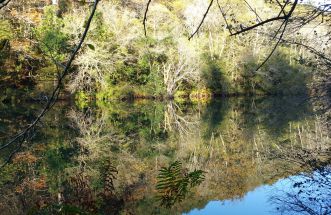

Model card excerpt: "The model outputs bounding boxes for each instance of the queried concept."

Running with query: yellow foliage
[190,88,212,103]
[13,152,38,164]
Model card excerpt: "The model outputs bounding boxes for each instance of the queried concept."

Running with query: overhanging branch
[188,0,214,40]
[230,0,298,36]
[0,0,11,10]
[143,0,152,36]
[0,0,100,167]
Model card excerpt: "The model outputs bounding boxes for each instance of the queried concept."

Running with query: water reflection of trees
[0,97,330,214]
[240,96,313,137]
[268,112,331,215]
[270,167,331,215]
[164,101,199,137]
[0,102,77,214]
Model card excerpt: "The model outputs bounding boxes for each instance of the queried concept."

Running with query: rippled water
[0,96,330,214]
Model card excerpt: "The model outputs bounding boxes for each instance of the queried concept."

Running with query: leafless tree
[160,42,200,97]
[161,60,199,97]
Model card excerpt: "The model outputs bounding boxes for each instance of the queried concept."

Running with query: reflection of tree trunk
[272,117,330,169]
[164,101,198,137]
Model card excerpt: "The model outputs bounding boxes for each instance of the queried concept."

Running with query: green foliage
[34,6,69,62]
[113,54,151,86]
[0,0,324,101]
[90,11,113,41]
[0,20,12,65]
[200,56,232,95]
[60,0,315,101]
[45,145,75,173]
[0,164,19,187]
[96,84,135,101]
[260,50,310,95]
[75,91,90,109]
[27,204,90,215]
[156,161,205,208]
[0,19,12,41]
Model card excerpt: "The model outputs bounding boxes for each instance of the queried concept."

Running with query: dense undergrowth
[0,0,328,104]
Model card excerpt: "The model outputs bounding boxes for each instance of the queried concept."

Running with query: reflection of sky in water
[1,97,328,214]
[185,185,275,215]
[300,0,331,5]
[185,170,331,215]
[300,0,331,10]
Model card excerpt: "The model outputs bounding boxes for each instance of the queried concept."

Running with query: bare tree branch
[220,0,299,71]
[0,0,10,10]
[279,39,331,66]
[188,0,214,40]
[255,19,289,71]
[217,0,232,35]
[275,0,289,16]
[143,0,152,37]
[0,0,100,167]
[230,0,298,36]
[243,0,262,22]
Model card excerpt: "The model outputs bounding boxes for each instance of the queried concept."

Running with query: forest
[0,0,330,214]
[0,0,329,101]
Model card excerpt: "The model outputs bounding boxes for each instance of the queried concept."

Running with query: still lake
[0,96,330,214]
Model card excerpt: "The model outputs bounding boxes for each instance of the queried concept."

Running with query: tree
[144,0,330,72]
[161,41,201,96]
[0,0,101,167]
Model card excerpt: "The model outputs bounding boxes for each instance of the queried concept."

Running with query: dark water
[0,96,330,215]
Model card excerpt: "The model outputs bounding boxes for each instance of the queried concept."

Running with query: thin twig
[271,18,287,40]
[188,0,214,40]
[243,0,262,22]
[276,0,289,16]
[231,0,298,36]
[255,19,289,71]
[275,38,331,66]
[227,0,298,71]
[0,0,100,167]
[217,0,232,35]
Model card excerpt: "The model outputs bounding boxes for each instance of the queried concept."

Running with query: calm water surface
[0,96,330,214]
[186,169,331,215]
